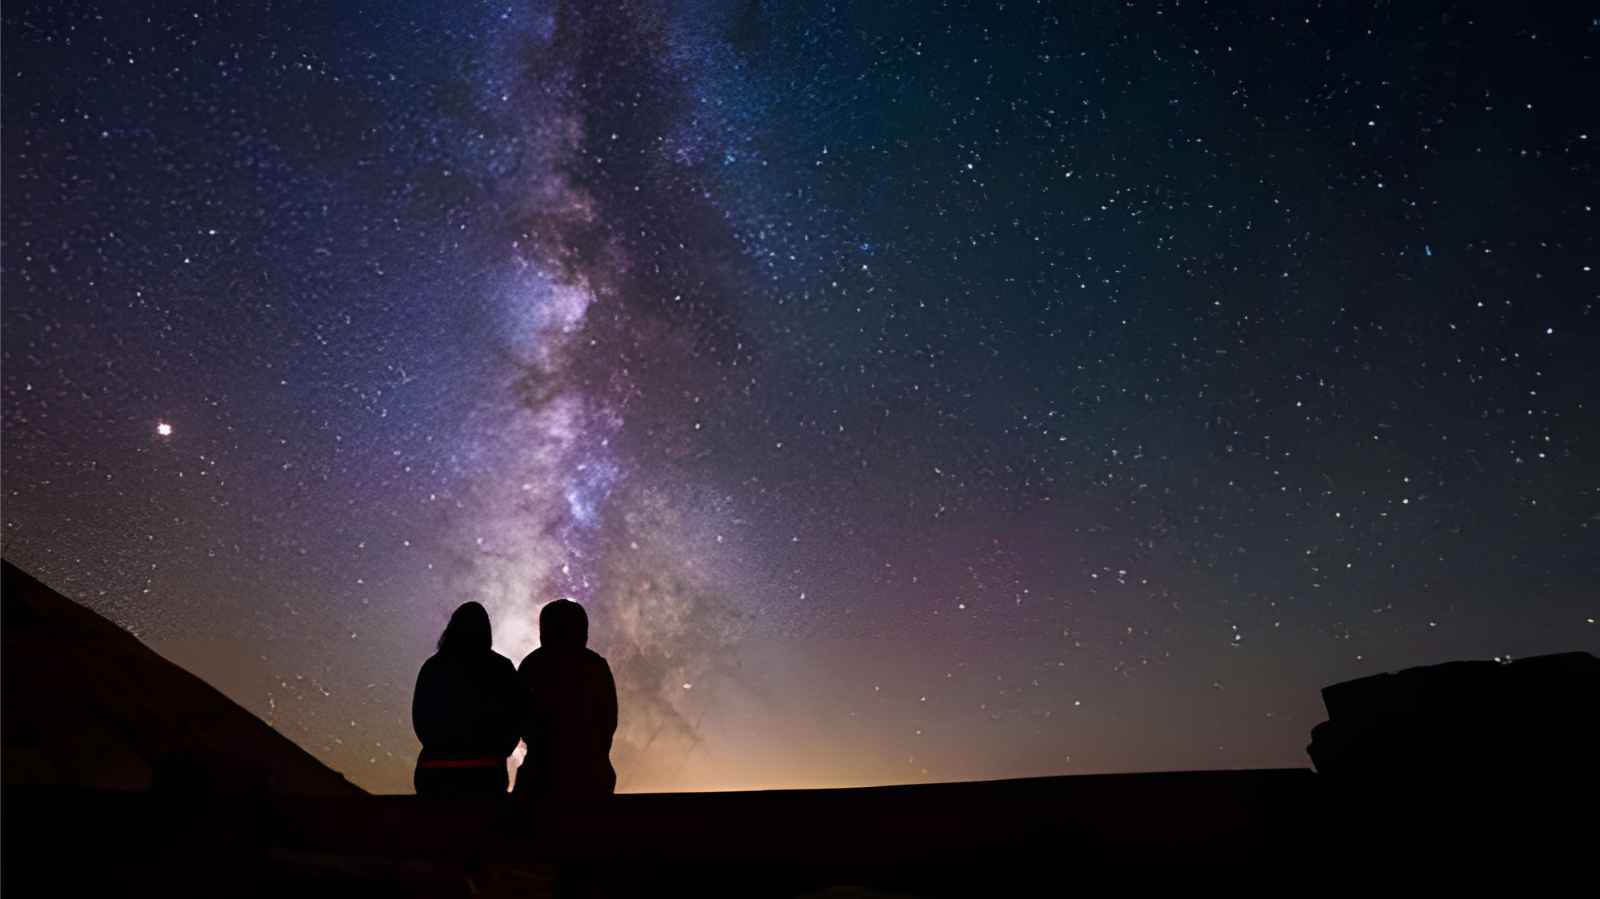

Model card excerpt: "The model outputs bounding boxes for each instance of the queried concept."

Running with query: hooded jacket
[514,601,617,798]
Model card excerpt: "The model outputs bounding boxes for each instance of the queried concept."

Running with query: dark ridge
[1,559,362,798]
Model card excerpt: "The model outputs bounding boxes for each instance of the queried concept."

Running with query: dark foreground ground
[6,770,1309,897]
[5,766,1590,897]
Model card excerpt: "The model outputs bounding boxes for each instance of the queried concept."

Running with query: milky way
[442,2,757,787]
[3,1,1596,793]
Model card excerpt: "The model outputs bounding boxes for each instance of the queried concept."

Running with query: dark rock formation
[1308,652,1599,781]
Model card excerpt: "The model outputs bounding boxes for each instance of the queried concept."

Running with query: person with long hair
[411,601,522,796]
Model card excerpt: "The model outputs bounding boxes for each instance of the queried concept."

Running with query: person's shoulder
[582,647,611,669]
[489,650,518,676]
[415,652,449,687]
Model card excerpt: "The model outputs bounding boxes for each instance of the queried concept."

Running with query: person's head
[539,598,588,650]
[438,601,492,655]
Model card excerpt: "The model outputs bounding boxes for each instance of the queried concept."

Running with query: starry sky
[3,1,1596,794]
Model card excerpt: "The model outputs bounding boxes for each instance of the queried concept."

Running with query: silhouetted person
[514,599,618,800]
[412,601,522,796]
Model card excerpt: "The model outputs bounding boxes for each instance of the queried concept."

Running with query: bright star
[156,422,173,437]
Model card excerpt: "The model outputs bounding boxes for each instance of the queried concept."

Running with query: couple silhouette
[411,598,617,800]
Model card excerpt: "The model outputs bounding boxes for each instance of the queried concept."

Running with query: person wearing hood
[513,598,618,800]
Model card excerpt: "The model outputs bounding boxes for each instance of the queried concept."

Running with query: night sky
[3,1,1596,794]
